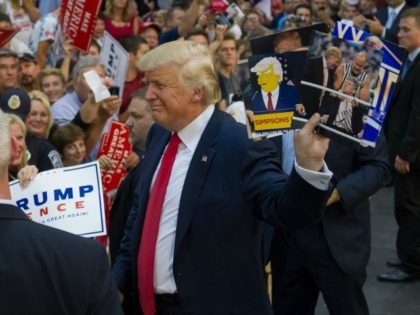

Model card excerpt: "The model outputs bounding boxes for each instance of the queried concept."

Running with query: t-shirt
[28,12,64,67]
[104,15,136,42]
[121,71,145,115]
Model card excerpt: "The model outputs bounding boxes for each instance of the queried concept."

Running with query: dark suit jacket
[113,108,331,314]
[0,203,123,314]
[297,56,325,116]
[270,134,391,275]
[375,4,411,44]
[250,84,298,113]
[384,54,420,171]
[109,164,142,265]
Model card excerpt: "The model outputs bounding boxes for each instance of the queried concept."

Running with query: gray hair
[72,56,103,78]
[0,110,11,172]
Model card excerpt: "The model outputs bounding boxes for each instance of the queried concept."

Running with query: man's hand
[214,24,228,41]
[97,96,122,121]
[394,155,410,174]
[98,155,113,171]
[353,15,366,28]
[17,165,38,188]
[364,17,384,36]
[123,152,140,171]
[294,113,330,171]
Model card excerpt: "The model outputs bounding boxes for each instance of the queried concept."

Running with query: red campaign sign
[61,0,102,52]
[0,27,19,48]
[98,121,132,193]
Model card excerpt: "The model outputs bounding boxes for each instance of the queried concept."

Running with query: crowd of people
[0,0,419,314]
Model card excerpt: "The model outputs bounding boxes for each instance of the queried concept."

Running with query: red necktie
[137,133,181,315]
[267,92,274,111]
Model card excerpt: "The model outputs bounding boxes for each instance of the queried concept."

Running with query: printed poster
[97,120,132,193]
[9,162,106,237]
[100,31,128,98]
[0,27,19,47]
[61,0,102,52]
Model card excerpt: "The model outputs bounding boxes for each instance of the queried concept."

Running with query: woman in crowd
[104,0,139,42]
[51,124,87,167]
[5,113,38,187]
[25,90,63,171]
[37,68,67,105]
[26,90,53,139]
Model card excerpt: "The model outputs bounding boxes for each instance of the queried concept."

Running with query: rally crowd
[0,0,420,314]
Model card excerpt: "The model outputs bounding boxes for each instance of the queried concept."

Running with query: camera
[109,86,120,96]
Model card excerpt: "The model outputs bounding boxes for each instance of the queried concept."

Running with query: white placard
[100,31,128,98]
[83,69,111,102]
[9,162,106,238]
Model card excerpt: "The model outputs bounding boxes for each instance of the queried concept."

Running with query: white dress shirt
[153,105,215,293]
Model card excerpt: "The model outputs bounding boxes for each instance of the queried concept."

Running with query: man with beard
[18,53,40,93]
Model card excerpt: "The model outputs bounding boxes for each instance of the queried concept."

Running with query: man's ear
[9,136,18,164]
[192,86,204,103]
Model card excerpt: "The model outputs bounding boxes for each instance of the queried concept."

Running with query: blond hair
[28,90,53,138]
[139,40,221,105]
[324,46,342,60]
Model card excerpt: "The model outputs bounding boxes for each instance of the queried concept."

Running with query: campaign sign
[100,31,128,98]
[97,121,132,193]
[61,0,102,52]
[0,27,19,47]
[9,162,106,238]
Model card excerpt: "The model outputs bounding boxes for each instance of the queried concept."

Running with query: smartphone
[109,86,120,96]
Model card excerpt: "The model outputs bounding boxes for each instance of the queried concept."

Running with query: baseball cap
[19,52,37,63]
[0,88,31,120]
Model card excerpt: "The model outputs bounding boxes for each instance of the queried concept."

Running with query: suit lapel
[394,54,420,96]
[174,109,224,253]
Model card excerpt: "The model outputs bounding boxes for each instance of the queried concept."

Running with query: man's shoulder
[52,92,81,116]
[53,91,79,106]
[1,203,99,251]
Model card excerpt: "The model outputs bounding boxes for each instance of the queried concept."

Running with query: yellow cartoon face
[257,64,281,93]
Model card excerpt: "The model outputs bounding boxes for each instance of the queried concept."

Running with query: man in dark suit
[379,7,420,282]
[355,0,411,44]
[269,131,391,315]
[0,111,123,314]
[113,40,333,315]
[296,47,342,117]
